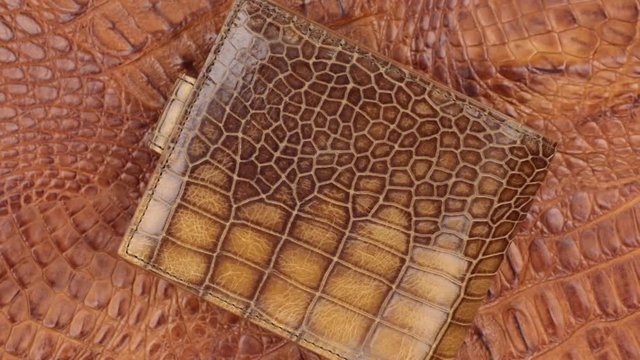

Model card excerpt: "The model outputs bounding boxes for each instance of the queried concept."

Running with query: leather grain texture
[119,1,555,359]
[1,0,639,359]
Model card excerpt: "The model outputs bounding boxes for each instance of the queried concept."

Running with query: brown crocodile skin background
[0,0,639,359]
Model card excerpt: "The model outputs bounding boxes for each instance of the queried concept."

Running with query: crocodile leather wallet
[119,0,557,358]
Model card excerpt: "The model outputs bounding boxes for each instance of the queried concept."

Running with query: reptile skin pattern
[118,0,555,359]
[2,0,640,359]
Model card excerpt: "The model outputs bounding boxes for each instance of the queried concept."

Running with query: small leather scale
[118,0,556,358]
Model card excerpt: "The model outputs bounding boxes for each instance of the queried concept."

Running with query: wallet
[118,0,557,358]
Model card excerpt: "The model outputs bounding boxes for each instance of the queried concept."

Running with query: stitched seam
[123,0,557,359]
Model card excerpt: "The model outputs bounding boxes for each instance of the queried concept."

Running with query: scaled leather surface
[120,0,554,358]
[0,0,638,359]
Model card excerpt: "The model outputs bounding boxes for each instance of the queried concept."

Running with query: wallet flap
[119,0,556,359]
[149,74,196,154]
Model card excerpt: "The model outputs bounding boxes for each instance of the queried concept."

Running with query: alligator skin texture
[0,0,638,359]
[118,0,555,359]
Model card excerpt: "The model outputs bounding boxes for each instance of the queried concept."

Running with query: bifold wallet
[118,0,556,358]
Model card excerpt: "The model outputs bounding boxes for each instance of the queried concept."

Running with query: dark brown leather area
[1,0,639,359]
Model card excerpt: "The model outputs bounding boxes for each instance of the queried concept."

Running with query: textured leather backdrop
[0,0,638,359]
